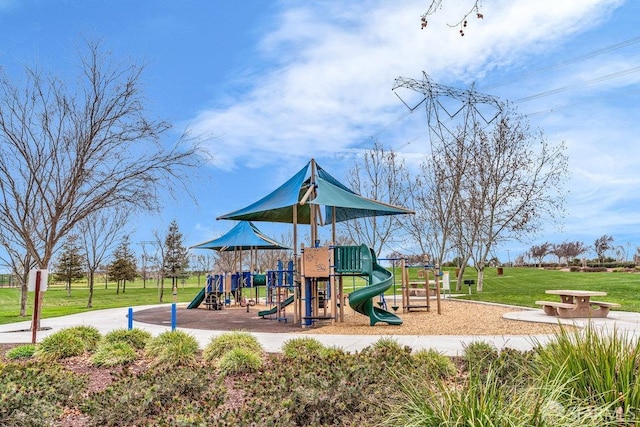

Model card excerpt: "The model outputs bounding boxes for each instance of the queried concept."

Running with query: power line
[514,65,640,103]
[482,35,640,91]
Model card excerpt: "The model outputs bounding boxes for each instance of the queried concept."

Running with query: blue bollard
[128,307,133,330]
[171,303,176,331]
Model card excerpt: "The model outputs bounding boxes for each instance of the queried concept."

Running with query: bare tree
[406,130,473,290]
[190,252,216,286]
[341,141,411,255]
[0,39,202,322]
[214,251,239,274]
[529,242,552,267]
[457,113,568,291]
[562,241,589,265]
[152,229,172,302]
[78,210,129,308]
[0,232,35,316]
[594,235,614,264]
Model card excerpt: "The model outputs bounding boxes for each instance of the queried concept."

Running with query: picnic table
[536,290,620,318]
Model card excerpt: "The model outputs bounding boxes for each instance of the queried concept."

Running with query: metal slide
[348,246,403,326]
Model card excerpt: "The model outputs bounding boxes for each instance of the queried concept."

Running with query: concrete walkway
[2,304,639,356]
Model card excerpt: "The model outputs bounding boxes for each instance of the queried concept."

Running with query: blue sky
[1,0,639,263]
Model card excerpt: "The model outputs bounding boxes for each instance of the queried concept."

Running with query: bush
[102,328,151,349]
[282,337,325,359]
[217,347,263,376]
[145,330,199,366]
[35,329,87,361]
[203,331,263,363]
[5,344,36,360]
[65,325,102,352]
[462,340,498,375]
[91,341,138,367]
[411,348,456,379]
[83,365,226,426]
[0,362,86,426]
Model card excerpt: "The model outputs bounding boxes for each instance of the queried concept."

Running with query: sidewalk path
[2,304,639,356]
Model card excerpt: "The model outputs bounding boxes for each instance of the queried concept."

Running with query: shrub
[83,365,226,425]
[102,328,151,349]
[145,330,199,366]
[65,325,102,352]
[282,337,325,358]
[0,362,87,426]
[202,330,263,363]
[5,344,36,360]
[35,329,87,361]
[462,340,498,373]
[217,347,263,376]
[91,342,138,367]
[411,348,456,379]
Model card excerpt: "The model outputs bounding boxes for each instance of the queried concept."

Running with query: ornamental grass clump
[145,330,199,366]
[217,347,263,376]
[534,325,640,421]
[5,344,36,360]
[202,330,263,364]
[281,337,325,359]
[411,348,456,380]
[102,328,152,349]
[65,325,102,352]
[91,341,138,367]
[462,340,498,377]
[385,362,615,427]
[34,328,90,362]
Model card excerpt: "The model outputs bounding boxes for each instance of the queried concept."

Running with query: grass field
[0,266,638,325]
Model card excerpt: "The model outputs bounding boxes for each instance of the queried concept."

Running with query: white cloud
[190,0,628,171]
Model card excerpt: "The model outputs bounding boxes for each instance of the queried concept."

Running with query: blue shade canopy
[190,221,290,251]
[217,163,312,224]
[217,160,413,224]
[311,175,413,223]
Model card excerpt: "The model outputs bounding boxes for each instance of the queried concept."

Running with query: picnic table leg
[560,295,574,304]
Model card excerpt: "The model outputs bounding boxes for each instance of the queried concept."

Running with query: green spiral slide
[348,246,403,326]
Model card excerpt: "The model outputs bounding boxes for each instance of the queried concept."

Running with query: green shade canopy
[190,221,289,251]
[217,160,413,225]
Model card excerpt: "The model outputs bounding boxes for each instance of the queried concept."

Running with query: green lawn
[1,267,638,325]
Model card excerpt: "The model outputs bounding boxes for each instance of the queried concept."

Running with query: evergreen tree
[107,236,137,294]
[53,234,86,297]
[163,220,190,299]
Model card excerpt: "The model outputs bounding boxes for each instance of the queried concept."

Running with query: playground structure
[400,260,449,315]
[187,243,408,327]
[191,158,415,327]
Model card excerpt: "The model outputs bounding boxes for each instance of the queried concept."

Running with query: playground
[180,159,568,336]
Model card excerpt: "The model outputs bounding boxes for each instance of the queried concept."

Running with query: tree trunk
[476,267,485,292]
[87,270,94,308]
[20,269,29,317]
